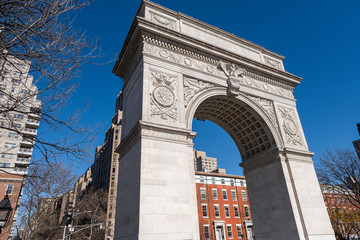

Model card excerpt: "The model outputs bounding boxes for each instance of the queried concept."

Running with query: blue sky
[68,0,360,176]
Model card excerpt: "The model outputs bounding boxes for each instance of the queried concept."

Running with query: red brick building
[0,173,24,240]
[321,185,360,239]
[195,172,253,240]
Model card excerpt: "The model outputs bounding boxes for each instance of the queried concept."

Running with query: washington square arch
[112,1,335,240]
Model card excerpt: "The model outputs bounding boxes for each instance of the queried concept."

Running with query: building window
[13,114,23,119]
[4,143,16,149]
[230,179,234,186]
[221,178,225,184]
[113,161,116,166]
[110,197,113,202]
[200,188,206,199]
[13,71,21,77]
[244,205,250,218]
[111,175,115,180]
[1,154,13,159]
[11,123,21,128]
[236,225,242,238]
[214,205,220,217]
[6,185,13,195]
[241,190,247,201]
[0,163,10,168]
[227,225,233,239]
[240,180,244,187]
[211,177,216,184]
[111,182,114,187]
[112,168,115,173]
[212,189,218,200]
[204,225,210,239]
[110,190,114,195]
[12,79,20,85]
[224,205,230,218]
[222,190,228,200]
[234,205,239,218]
[202,204,208,217]
[231,190,236,201]
[200,177,205,183]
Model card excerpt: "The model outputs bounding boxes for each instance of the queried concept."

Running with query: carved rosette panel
[278,107,303,146]
[247,96,279,130]
[150,72,178,121]
[183,77,214,107]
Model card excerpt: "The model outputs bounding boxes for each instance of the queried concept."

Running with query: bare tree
[18,162,76,239]
[70,188,107,240]
[0,0,98,165]
[317,149,360,209]
[317,149,360,239]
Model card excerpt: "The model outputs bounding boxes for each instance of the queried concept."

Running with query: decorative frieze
[183,77,214,107]
[150,72,178,121]
[142,35,294,99]
[278,107,303,146]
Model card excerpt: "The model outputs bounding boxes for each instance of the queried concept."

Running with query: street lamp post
[0,195,12,234]
[63,210,92,240]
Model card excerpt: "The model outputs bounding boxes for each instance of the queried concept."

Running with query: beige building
[0,51,41,238]
[194,149,218,173]
[73,166,92,206]
[91,92,123,240]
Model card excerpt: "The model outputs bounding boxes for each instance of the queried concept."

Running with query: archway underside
[194,96,276,159]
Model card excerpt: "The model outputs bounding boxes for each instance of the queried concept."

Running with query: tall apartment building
[0,52,40,239]
[91,92,123,240]
[194,150,218,172]
[73,166,92,206]
[195,172,254,240]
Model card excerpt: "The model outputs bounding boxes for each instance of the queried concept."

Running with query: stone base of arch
[113,122,334,240]
[114,122,200,240]
[241,150,335,240]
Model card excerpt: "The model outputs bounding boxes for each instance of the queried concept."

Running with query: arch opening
[193,95,277,160]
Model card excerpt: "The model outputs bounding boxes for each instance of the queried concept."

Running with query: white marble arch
[112,1,335,240]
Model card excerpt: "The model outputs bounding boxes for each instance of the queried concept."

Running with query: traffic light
[66,212,73,227]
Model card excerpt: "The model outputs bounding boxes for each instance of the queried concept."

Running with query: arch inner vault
[112,1,335,240]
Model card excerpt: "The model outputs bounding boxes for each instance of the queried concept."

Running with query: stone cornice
[141,0,285,60]
[114,16,302,91]
[116,120,196,159]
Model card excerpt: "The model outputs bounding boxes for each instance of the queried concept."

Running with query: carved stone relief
[247,96,279,129]
[183,77,214,107]
[264,57,282,70]
[150,72,178,121]
[218,61,246,97]
[278,107,303,146]
[149,11,176,30]
[142,36,294,99]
